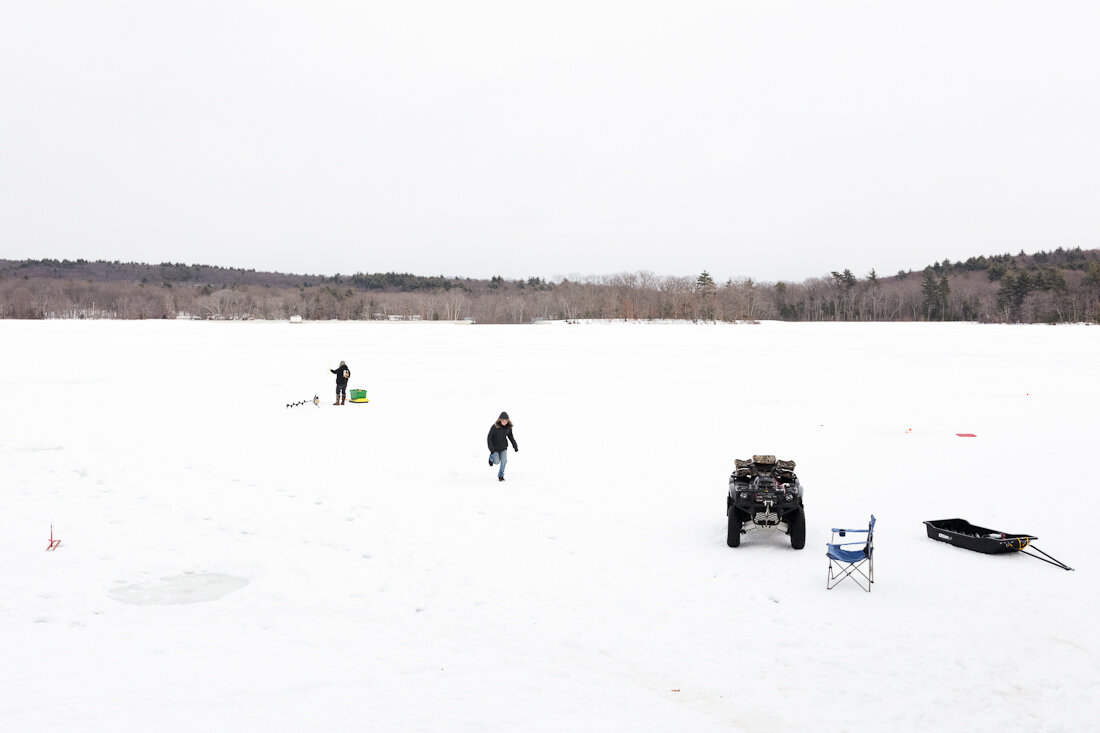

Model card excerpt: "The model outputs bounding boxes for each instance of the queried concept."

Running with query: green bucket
[349,388,367,401]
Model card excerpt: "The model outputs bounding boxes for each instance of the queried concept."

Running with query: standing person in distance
[487,411,518,482]
[331,360,350,405]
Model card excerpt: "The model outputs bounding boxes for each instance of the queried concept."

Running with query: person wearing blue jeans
[487,411,518,482]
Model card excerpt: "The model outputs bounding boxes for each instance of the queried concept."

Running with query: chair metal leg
[826,558,873,592]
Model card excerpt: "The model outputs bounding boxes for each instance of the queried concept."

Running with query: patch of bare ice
[109,573,248,606]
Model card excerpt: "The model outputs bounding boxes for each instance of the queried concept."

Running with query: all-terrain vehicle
[727,455,806,549]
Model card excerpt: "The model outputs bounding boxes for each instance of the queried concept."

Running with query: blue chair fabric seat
[826,545,868,564]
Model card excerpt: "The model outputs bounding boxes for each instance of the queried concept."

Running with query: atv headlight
[739,492,748,500]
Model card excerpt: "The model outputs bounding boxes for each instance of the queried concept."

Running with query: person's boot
[341,394,346,405]
[333,397,340,405]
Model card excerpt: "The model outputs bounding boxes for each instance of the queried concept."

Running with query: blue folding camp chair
[826,515,875,592]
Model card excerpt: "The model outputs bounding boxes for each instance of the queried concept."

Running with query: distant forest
[2,248,1099,323]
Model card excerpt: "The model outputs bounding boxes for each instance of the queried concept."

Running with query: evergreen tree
[830,269,857,288]
[1085,261,1100,288]
[696,271,717,320]
[920,267,940,320]
[1035,267,1067,293]
[696,270,717,294]
[938,274,950,320]
[997,270,1033,319]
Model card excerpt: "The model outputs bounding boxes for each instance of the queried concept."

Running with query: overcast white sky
[2,1,1098,282]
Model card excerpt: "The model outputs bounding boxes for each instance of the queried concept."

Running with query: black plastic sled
[924,518,1073,571]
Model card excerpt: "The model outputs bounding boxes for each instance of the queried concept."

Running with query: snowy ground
[1,319,1097,732]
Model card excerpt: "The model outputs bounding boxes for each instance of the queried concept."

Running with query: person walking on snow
[331,361,350,405]
[487,411,518,481]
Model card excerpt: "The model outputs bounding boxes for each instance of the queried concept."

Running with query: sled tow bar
[1020,546,1074,572]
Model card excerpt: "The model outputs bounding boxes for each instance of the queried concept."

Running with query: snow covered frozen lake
[2,319,1097,732]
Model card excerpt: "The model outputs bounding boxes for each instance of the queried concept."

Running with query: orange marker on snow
[46,524,60,551]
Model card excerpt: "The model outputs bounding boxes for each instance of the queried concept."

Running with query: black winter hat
[498,411,510,420]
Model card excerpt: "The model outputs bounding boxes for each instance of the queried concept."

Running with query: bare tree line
[2,253,1099,323]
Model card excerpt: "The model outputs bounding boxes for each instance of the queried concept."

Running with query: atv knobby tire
[789,509,806,550]
[727,510,743,547]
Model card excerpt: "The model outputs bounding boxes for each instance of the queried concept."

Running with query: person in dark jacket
[487,411,518,481]
[330,361,350,405]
